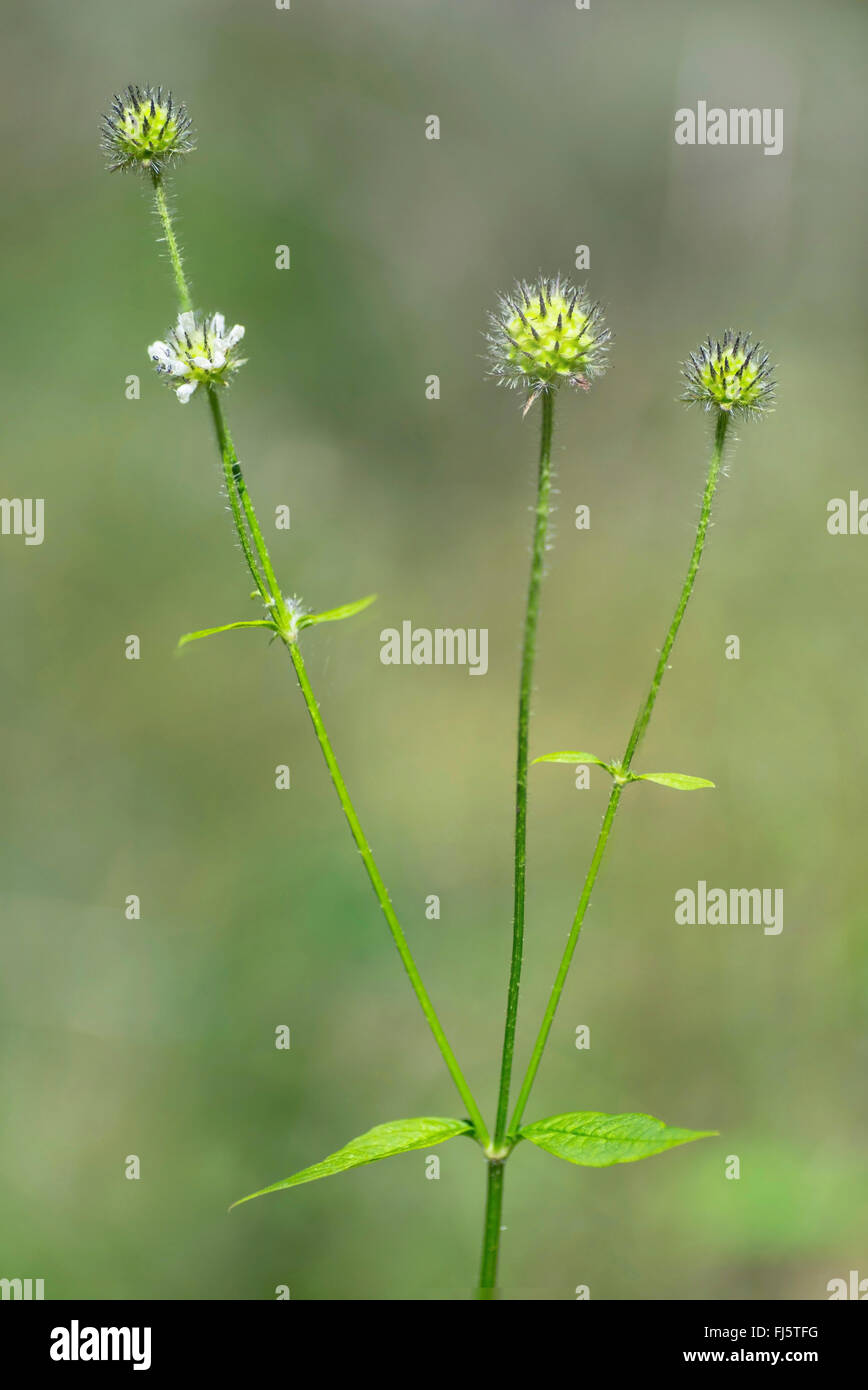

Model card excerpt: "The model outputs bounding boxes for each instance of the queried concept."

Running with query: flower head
[148,311,246,403]
[488,275,610,410]
[101,85,195,175]
[682,333,775,417]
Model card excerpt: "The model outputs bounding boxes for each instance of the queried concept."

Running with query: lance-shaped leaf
[230,1117,472,1209]
[634,772,715,791]
[297,594,377,630]
[533,751,613,772]
[519,1111,717,1167]
[177,620,279,651]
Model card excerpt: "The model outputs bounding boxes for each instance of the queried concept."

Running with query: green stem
[509,784,622,1133]
[152,177,265,612]
[284,639,490,1147]
[476,1161,506,1299]
[508,410,730,1136]
[206,387,271,606]
[151,173,193,314]
[205,417,489,1147]
[493,390,555,1150]
[621,409,729,769]
[150,172,490,1147]
[152,177,273,618]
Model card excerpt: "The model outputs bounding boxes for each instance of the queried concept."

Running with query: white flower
[147,310,246,402]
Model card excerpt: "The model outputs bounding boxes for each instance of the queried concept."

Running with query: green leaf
[635,772,715,791]
[177,620,279,650]
[297,594,377,630]
[229,1117,472,1209]
[533,750,613,771]
[519,1111,717,1167]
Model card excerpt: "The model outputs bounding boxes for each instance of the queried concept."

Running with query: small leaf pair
[534,750,714,791]
[178,593,377,651]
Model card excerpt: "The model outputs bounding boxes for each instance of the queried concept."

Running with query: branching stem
[508,409,730,1136]
[150,173,490,1149]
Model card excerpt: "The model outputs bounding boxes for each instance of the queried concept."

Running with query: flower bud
[682,333,775,417]
[488,276,610,410]
[101,85,195,175]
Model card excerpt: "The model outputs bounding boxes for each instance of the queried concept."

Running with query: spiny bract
[148,311,246,403]
[488,276,610,409]
[101,85,195,175]
[682,333,775,417]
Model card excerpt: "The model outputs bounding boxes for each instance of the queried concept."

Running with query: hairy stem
[509,409,730,1135]
[285,640,489,1144]
[493,390,555,1149]
[476,391,554,1299]
[151,175,489,1146]
[509,785,622,1133]
[621,410,729,768]
[476,1161,506,1299]
[151,173,193,314]
[206,387,271,605]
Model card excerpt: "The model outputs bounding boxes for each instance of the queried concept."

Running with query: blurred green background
[1,0,866,1300]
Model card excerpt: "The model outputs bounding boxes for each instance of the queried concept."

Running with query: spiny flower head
[488,275,610,410]
[148,311,246,403]
[682,332,775,417]
[101,85,194,174]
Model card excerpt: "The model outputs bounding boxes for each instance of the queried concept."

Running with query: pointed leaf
[533,751,613,771]
[636,772,715,791]
[230,1117,472,1209]
[297,594,377,630]
[519,1111,717,1167]
[177,620,279,650]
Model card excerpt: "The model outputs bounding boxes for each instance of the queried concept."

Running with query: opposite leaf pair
[535,751,715,791]
[229,1110,717,1209]
[178,593,377,650]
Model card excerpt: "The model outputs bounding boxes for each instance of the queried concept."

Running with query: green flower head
[488,276,610,411]
[682,333,775,418]
[101,85,195,175]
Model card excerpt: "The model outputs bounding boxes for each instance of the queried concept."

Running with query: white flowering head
[148,311,246,402]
